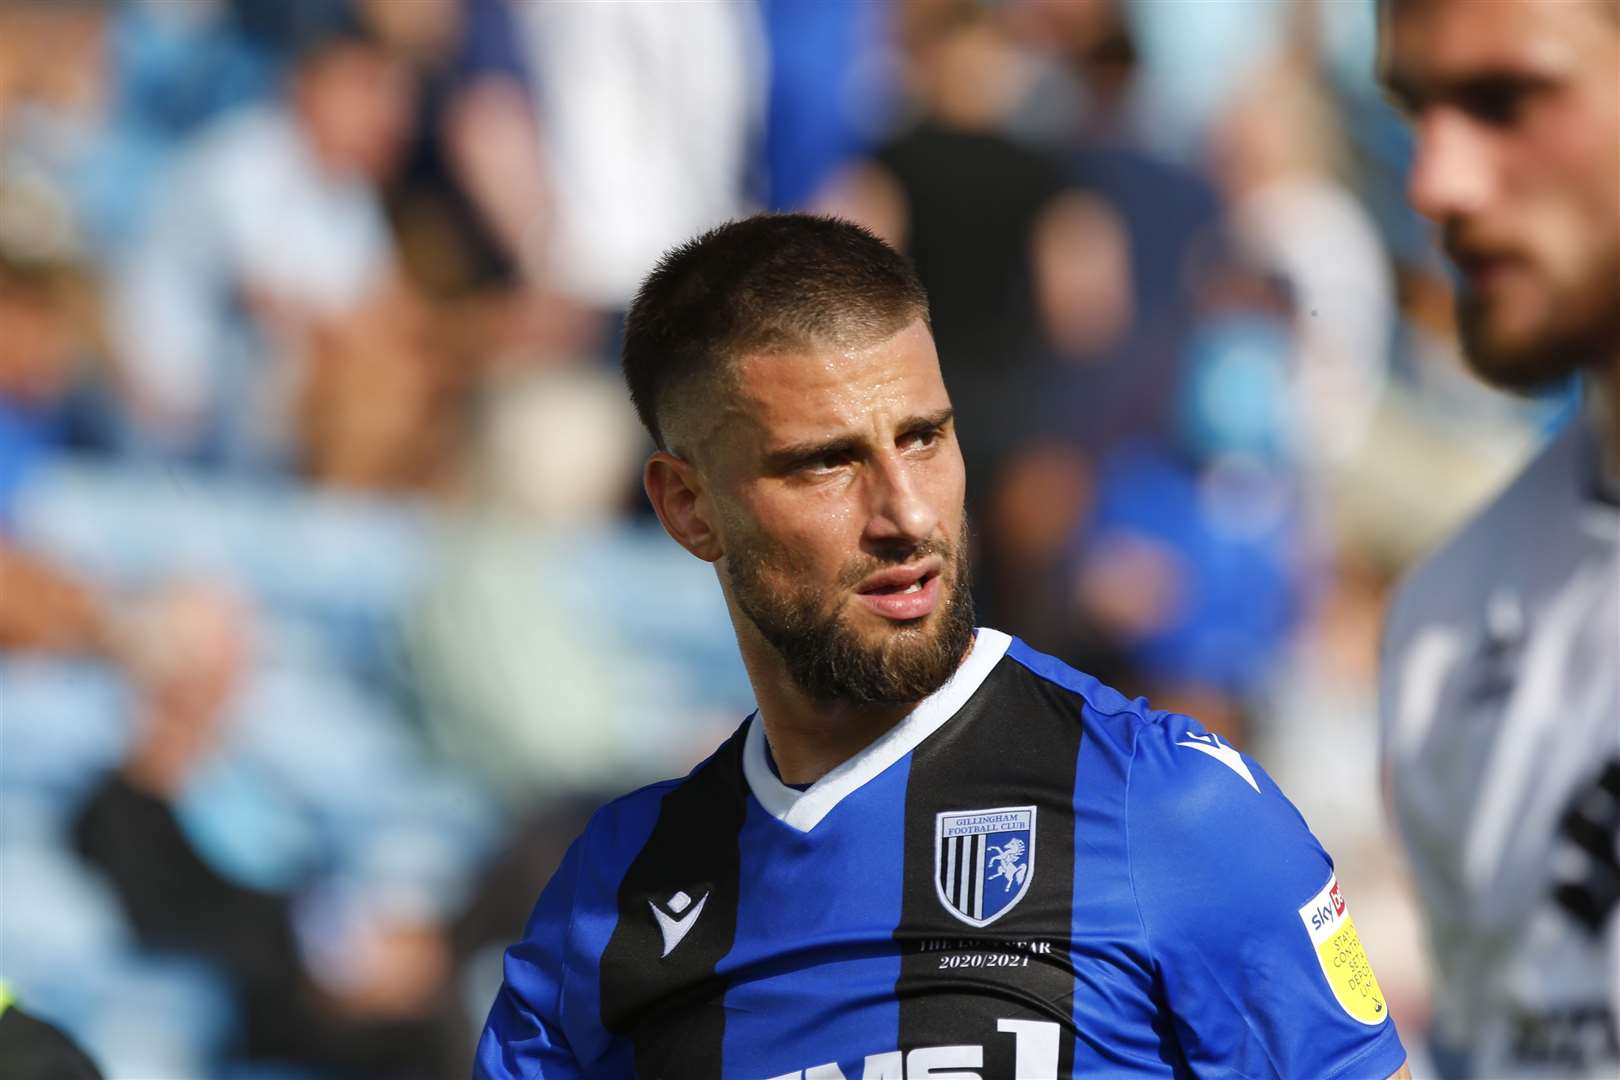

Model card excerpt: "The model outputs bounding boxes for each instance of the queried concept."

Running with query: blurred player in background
[1377,0,1620,1075]
[477,214,1409,1078]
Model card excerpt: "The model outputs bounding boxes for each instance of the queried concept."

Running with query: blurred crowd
[0,0,1576,1076]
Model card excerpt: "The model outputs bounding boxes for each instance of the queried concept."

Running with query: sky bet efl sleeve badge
[1298,873,1389,1025]
[935,806,1035,927]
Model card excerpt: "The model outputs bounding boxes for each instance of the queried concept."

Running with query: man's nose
[1408,110,1495,224]
[863,454,938,547]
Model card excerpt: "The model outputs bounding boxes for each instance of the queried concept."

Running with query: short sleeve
[475,838,587,1080]
[1125,713,1407,1080]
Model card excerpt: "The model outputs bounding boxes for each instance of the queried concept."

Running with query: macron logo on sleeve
[650,890,708,958]
[1174,732,1261,793]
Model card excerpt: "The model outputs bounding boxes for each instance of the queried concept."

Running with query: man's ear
[644,451,723,562]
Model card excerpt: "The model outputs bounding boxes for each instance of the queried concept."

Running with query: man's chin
[1459,307,1588,394]
[785,592,973,707]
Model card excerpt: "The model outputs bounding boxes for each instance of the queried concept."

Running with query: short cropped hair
[622,214,930,450]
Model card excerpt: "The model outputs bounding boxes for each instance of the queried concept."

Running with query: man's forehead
[1380,0,1593,94]
[682,320,943,466]
[732,321,945,430]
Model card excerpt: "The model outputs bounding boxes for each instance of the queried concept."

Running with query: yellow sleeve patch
[1297,874,1389,1026]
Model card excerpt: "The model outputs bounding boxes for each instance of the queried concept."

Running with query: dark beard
[1457,291,1612,394]
[726,525,976,707]
[1454,245,1620,394]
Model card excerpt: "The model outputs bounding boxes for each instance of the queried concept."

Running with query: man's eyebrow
[1382,66,1560,118]
[904,407,956,434]
[761,408,955,473]
[761,433,865,473]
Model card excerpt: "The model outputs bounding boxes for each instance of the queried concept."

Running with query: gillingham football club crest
[934,806,1036,927]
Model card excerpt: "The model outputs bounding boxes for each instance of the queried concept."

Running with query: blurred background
[0,0,1578,1076]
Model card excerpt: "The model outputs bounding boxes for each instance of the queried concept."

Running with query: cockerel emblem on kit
[934,806,1036,927]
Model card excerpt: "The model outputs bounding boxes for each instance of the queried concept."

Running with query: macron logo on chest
[650,889,709,958]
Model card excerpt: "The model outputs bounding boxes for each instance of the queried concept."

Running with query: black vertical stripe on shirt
[896,658,1085,1075]
[965,835,980,920]
[598,727,749,1079]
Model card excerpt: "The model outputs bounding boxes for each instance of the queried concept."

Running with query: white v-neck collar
[742,627,1011,833]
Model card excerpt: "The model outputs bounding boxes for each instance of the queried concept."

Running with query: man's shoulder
[580,777,688,853]
[577,722,751,857]
[999,635,1164,747]
[1121,711,1331,937]
[1002,638,1259,775]
[999,636,1295,818]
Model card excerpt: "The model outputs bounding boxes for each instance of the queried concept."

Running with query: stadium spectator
[0,162,108,653]
[368,0,549,295]
[1209,58,1396,474]
[409,368,666,813]
[361,0,603,371]
[758,0,894,212]
[72,584,468,1078]
[1003,0,1154,147]
[512,0,763,346]
[106,10,418,475]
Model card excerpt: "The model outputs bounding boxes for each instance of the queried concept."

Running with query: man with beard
[476,215,1409,1079]
[1376,1,1620,1076]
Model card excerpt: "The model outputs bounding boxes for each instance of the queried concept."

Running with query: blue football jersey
[477,629,1405,1078]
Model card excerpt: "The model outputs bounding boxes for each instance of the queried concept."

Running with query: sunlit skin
[1378,0,1620,464]
[643,319,970,784]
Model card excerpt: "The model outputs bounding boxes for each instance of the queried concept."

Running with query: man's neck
[734,629,974,787]
[755,692,916,787]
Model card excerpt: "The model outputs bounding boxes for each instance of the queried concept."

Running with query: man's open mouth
[856,560,942,596]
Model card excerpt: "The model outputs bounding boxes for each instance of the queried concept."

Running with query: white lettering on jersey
[804,1065,854,1080]
[770,1020,1061,1079]
[904,1045,981,1079]
[1175,731,1260,793]
[769,1054,904,1080]
[997,1018,1060,1076]
[860,1052,903,1079]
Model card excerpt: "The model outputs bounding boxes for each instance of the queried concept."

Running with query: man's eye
[903,427,942,451]
[802,453,850,473]
[1461,80,1532,126]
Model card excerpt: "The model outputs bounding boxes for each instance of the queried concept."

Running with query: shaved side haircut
[622,214,930,452]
